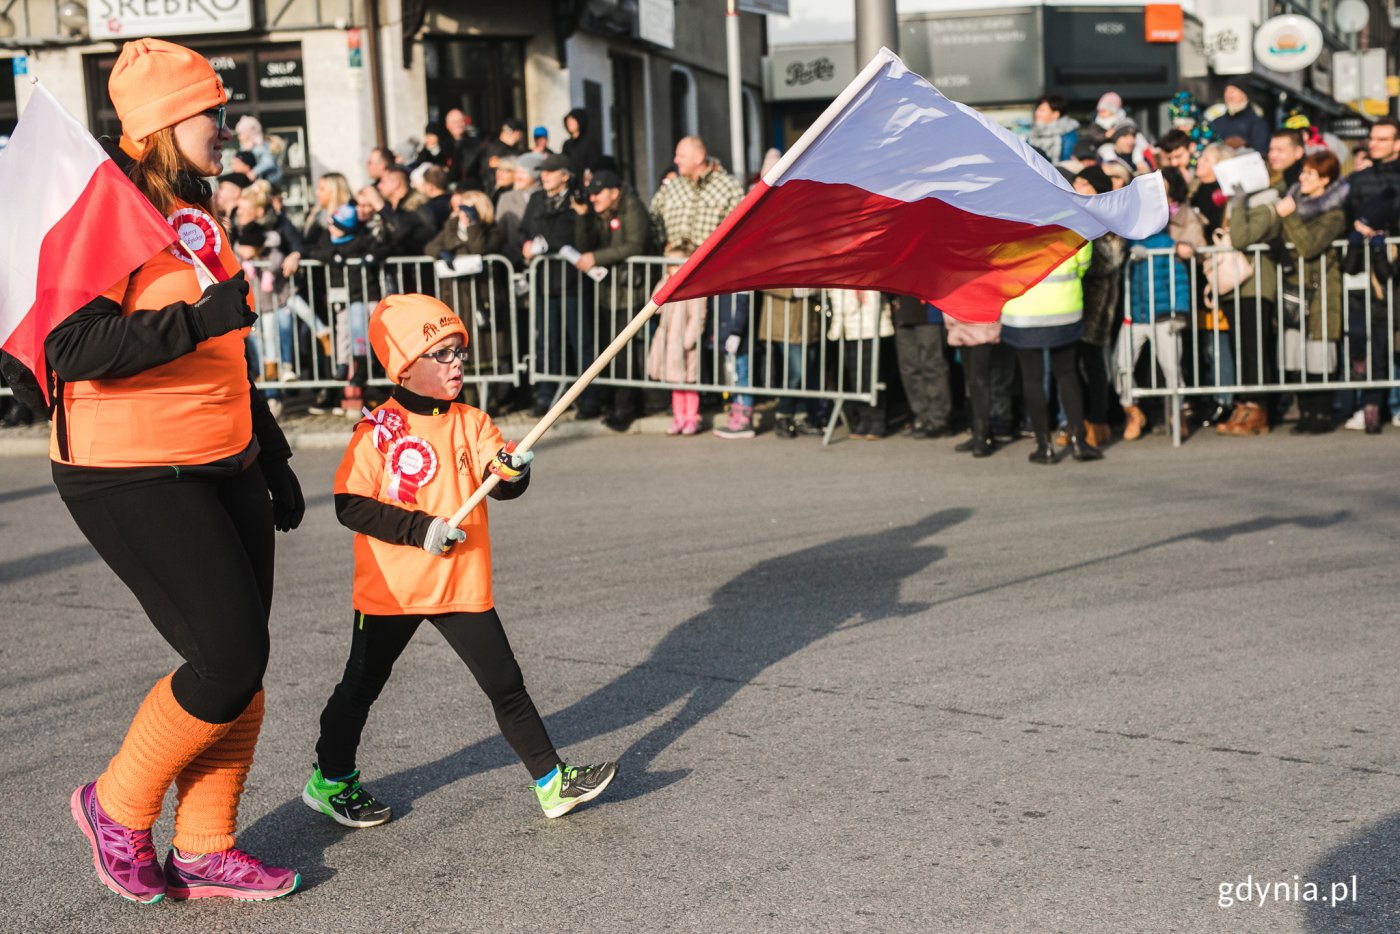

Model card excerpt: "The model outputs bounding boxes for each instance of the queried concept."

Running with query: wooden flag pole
[447,298,662,528]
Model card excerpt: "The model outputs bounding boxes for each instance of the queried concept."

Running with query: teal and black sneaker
[301,765,392,828]
[535,761,618,818]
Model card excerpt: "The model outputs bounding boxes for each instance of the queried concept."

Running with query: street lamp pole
[726,0,745,179]
[855,0,898,67]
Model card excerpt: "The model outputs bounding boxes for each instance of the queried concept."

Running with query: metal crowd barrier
[526,254,884,442]
[1120,237,1400,446]
[243,254,525,411]
[1,253,883,441]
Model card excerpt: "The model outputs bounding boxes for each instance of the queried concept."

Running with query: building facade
[1,0,766,213]
[765,0,1397,145]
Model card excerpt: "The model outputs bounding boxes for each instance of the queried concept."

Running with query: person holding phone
[425,190,503,270]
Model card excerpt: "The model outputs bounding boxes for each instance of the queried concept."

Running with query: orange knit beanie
[108,38,227,145]
[369,294,468,382]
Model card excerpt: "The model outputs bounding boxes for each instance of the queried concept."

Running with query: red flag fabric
[0,82,177,394]
[652,48,1168,323]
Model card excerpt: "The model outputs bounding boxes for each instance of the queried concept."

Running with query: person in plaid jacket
[649,137,751,436]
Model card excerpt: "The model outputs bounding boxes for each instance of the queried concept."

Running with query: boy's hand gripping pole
[445,299,661,529]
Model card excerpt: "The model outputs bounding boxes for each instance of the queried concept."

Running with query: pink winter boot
[713,402,755,439]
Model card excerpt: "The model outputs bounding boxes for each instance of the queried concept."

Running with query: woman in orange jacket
[52,38,303,904]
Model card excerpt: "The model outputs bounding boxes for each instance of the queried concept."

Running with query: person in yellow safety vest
[999,241,1102,465]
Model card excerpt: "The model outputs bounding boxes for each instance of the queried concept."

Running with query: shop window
[423,37,525,135]
[742,86,762,181]
[0,63,16,139]
[609,52,642,188]
[670,65,696,142]
[84,43,311,217]
[583,79,604,156]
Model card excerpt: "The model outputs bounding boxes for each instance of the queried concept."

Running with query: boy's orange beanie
[369,294,468,382]
[109,38,227,145]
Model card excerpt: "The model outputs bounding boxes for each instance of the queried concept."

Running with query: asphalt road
[3,427,1400,934]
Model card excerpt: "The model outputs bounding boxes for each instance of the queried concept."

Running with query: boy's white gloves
[424,518,466,557]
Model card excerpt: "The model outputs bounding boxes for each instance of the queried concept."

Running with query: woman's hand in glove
[262,458,305,532]
[189,272,255,341]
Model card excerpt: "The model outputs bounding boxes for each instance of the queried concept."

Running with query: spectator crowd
[6,87,1400,459]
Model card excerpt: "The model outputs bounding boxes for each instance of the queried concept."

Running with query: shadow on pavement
[243,508,1351,887]
[0,541,98,583]
[240,507,970,883]
[928,511,1352,610]
[0,484,56,506]
[1303,812,1400,932]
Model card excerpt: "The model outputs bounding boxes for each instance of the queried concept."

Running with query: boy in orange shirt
[303,293,616,825]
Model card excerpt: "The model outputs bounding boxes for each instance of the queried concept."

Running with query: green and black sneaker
[535,761,618,818]
[301,765,393,828]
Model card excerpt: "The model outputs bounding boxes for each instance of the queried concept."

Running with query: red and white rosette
[359,406,407,453]
[166,207,228,288]
[386,435,438,504]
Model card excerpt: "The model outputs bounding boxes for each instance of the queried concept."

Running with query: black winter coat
[1345,159,1400,232]
[377,200,437,257]
[304,224,383,304]
[1208,108,1271,155]
[561,107,604,176]
[518,190,582,256]
[518,190,585,291]
[577,191,651,266]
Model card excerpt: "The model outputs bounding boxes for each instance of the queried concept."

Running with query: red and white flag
[652,48,1168,322]
[0,81,176,394]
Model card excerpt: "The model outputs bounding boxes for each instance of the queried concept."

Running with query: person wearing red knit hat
[302,293,617,828]
[56,37,302,903]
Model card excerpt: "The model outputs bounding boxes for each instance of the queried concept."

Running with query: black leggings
[1077,341,1110,425]
[962,344,992,435]
[1232,298,1275,405]
[1286,363,1337,422]
[61,465,274,724]
[315,609,559,780]
[1015,345,1083,439]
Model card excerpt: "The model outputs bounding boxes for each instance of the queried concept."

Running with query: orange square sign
[1145,4,1184,43]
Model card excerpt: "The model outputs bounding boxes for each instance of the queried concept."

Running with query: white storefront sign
[89,0,252,39]
[1333,48,1388,102]
[1252,14,1323,73]
[1203,15,1253,75]
[765,44,855,102]
[1361,46,1389,101]
[1179,16,1208,80]
[639,0,675,50]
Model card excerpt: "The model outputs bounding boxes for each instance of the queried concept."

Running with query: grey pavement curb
[0,411,730,456]
[281,411,695,451]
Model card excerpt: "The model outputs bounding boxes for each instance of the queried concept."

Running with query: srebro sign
[89,0,252,39]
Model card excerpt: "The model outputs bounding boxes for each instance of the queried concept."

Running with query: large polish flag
[0,82,176,395]
[651,48,1168,322]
